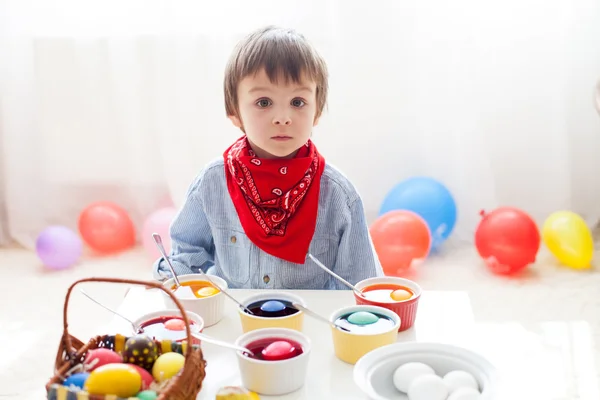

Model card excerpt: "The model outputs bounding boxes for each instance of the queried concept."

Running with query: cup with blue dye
[238,291,307,333]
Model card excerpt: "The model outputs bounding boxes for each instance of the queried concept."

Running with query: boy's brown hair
[224,26,328,121]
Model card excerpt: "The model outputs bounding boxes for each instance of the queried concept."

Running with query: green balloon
[136,391,158,400]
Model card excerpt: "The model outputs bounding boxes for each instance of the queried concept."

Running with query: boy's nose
[272,115,292,126]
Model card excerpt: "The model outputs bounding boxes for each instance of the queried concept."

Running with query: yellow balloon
[541,211,593,270]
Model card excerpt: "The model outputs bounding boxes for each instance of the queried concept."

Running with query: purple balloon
[36,226,83,270]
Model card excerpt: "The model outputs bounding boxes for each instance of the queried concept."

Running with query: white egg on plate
[392,362,435,393]
[447,387,481,400]
[443,370,479,393]
[407,374,448,400]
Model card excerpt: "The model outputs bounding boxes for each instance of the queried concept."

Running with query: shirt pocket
[279,237,336,290]
[213,228,252,287]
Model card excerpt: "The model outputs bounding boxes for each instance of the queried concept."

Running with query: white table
[107,287,598,400]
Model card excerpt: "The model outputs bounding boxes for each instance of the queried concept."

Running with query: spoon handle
[192,332,254,355]
[292,302,350,332]
[152,233,254,315]
[307,253,365,298]
[153,233,181,287]
[80,289,138,333]
[195,269,254,316]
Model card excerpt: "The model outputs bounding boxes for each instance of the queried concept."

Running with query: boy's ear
[228,114,243,129]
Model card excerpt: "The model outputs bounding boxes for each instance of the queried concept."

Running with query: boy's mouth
[272,136,292,141]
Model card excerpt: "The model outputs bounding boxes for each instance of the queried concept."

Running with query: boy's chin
[247,137,306,159]
[253,142,302,159]
[265,147,300,159]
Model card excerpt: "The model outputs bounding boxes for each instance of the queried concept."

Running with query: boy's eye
[256,99,272,108]
[291,98,306,108]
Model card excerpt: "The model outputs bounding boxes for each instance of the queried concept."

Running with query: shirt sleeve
[329,196,384,289]
[152,188,215,281]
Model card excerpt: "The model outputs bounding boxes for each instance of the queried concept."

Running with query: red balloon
[475,207,540,275]
[78,201,136,254]
[370,210,431,276]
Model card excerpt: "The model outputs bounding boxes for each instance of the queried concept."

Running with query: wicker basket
[45,277,207,400]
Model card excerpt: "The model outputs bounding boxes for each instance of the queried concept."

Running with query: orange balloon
[78,201,136,254]
[370,210,431,276]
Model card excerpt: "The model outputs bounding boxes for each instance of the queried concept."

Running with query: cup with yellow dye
[162,274,228,327]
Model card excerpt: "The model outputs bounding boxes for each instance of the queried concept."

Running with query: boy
[153,26,383,289]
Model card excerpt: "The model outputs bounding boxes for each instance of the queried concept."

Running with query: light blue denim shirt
[153,158,383,289]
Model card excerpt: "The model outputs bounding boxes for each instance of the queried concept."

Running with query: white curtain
[1,0,600,250]
[0,123,7,246]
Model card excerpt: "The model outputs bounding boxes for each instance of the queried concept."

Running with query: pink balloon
[142,207,178,259]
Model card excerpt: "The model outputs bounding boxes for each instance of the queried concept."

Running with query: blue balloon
[379,177,457,249]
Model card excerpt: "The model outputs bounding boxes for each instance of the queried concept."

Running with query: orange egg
[197,287,219,297]
[390,289,412,301]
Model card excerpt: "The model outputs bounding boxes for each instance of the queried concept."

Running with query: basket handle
[62,277,195,359]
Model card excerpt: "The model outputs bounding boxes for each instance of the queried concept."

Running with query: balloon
[36,226,83,270]
[370,210,431,276]
[142,207,178,259]
[78,202,136,254]
[542,211,593,270]
[379,177,456,250]
[475,207,540,275]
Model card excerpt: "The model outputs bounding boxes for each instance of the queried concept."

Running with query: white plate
[353,342,498,400]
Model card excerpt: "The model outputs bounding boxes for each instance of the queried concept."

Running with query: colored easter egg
[261,340,296,361]
[126,364,154,390]
[347,311,378,325]
[216,386,261,400]
[84,363,142,397]
[390,289,412,301]
[197,286,219,297]
[123,335,159,370]
[84,348,123,371]
[164,318,186,331]
[152,352,185,382]
[63,372,89,390]
[136,390,159,400]
[260,300,285,313]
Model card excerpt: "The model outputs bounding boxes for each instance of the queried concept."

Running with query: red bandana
[224,136,325,263]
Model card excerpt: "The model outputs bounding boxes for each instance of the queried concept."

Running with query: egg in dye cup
[161,274,227,327]
[329,304,400,365]
[235,327,311,395]
[133,309,204,345]
[354,276,422,332]
[238,292,307,333]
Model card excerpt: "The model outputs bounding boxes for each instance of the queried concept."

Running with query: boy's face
[229,69,319,159]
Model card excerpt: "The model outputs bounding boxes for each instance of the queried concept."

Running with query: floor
[2,243,600,399]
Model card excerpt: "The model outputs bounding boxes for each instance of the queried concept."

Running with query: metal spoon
[152,233,254,315]
[79,289,142,333]
[191,331,254,356]
[152,233,197,299]
[307,253,367,298]
[291,302,351,332]
[80,289,254,355]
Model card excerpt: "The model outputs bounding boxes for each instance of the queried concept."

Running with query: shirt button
[263,275,270,284]
[230,236,237,244]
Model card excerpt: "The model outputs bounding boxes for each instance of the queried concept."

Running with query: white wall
[1,0,600,247]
